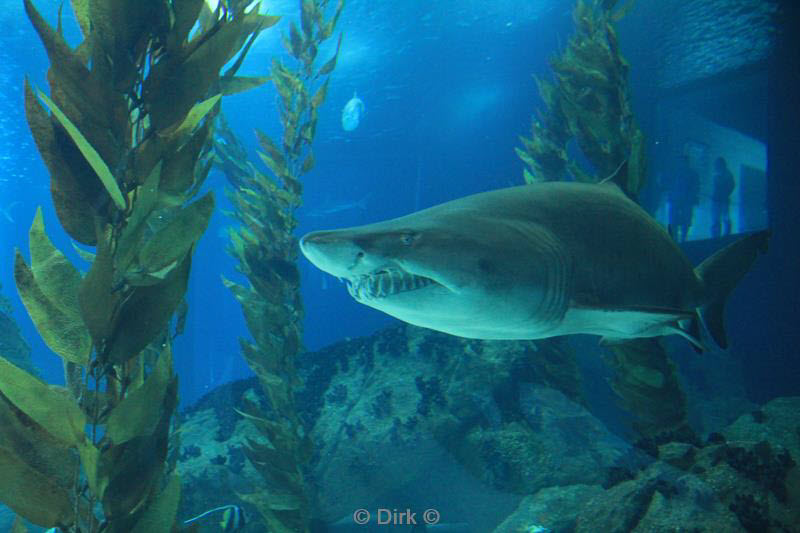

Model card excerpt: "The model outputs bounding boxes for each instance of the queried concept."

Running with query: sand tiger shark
[300,180,768,350]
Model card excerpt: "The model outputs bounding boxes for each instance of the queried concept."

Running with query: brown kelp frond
[8,1,268,530]
[214,2,346,531]
[517,0,645,197]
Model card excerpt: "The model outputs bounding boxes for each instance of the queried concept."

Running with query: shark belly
[554,307,694,340]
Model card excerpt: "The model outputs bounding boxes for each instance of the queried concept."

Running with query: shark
[299,181,768,350]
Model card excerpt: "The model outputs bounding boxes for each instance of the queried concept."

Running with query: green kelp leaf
[515,146,535,167]
[89,1,169,92]
[11,515,28,533]
[235,340,284,389]
[0,391,79,491]
[115,163,162,274]
[241,436,297,476]
[316,33,342,77]
[162,94,221,141]
[69,0,91,38]
[288,21,303,58]
[240,489,302,513]
[106,255,192,365]
[14,251,91,367]
[106,346,172,445]
[24,0,121,140]
[300,152,314,175]
[22,208,91,365]
[523,167,541,185]
[220,75,271,96]
[101,379,176,518]
[257,151,287,180]
[76,439,107,501]
[0,358,86,446]
[36,90,125,211]
[300,0,315,36]
[160,119,211,194]
[78,223,120,344]
[24,79,97,245]
[132,192,214,283]
[131,474,180,533]
[256,130,285,168]
[310,78,329,110]
[318,1,344,42]
[147,11,272,130]
[72,242,95,263]
[0,445,74,528]
[172,0,205,44]
[611,0,636,22]
[627,128,646,196]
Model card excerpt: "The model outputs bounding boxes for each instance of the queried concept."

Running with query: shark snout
[299,230,366,278]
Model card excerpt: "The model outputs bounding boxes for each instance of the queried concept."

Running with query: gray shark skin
[300,182,768,349]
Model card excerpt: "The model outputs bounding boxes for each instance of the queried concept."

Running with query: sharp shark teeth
[346,269,434,301]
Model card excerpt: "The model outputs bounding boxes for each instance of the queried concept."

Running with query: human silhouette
[667,154,700,242]
[711,156,735,238]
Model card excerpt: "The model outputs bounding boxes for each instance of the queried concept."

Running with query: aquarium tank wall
[0,0,798,532]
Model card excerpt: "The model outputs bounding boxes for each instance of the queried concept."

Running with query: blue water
[0,0,795,411]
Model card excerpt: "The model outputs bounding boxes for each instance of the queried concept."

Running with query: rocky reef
[176,325,799,532]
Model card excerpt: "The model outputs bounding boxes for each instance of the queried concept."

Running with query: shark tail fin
[695,230,770,349]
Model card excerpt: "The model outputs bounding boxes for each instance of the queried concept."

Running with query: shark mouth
[346,268,437,301]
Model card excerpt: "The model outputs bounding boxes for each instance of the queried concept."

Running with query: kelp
[214,1,344,531]
[517,0,688,441]
[4,0,268,530]
[517,0,645,197]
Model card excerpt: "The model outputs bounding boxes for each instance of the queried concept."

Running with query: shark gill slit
[535,232,570,327]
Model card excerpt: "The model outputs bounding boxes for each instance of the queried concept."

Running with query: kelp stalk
[217,1,345,531]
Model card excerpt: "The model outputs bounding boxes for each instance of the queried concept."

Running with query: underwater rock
[178,324,625,529]
[177,323,798,531]
[176,402,269,530]
[305,325,525,524]
[301,325,629,524]
[491,484,604,533]
[491,397,800,532]
[723,397,800,460]
[496,460,741,532]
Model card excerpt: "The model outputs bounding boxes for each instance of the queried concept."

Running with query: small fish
[0,200,20,223]
[184,504,246,532]
[341,91,365,131]
[307,193,372,218]
[220,505,245,532]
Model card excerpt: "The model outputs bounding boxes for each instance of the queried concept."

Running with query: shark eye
[400,232,418,245]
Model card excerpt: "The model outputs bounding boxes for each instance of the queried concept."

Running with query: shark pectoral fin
[665,314,706,353]
[577,305,701,347]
